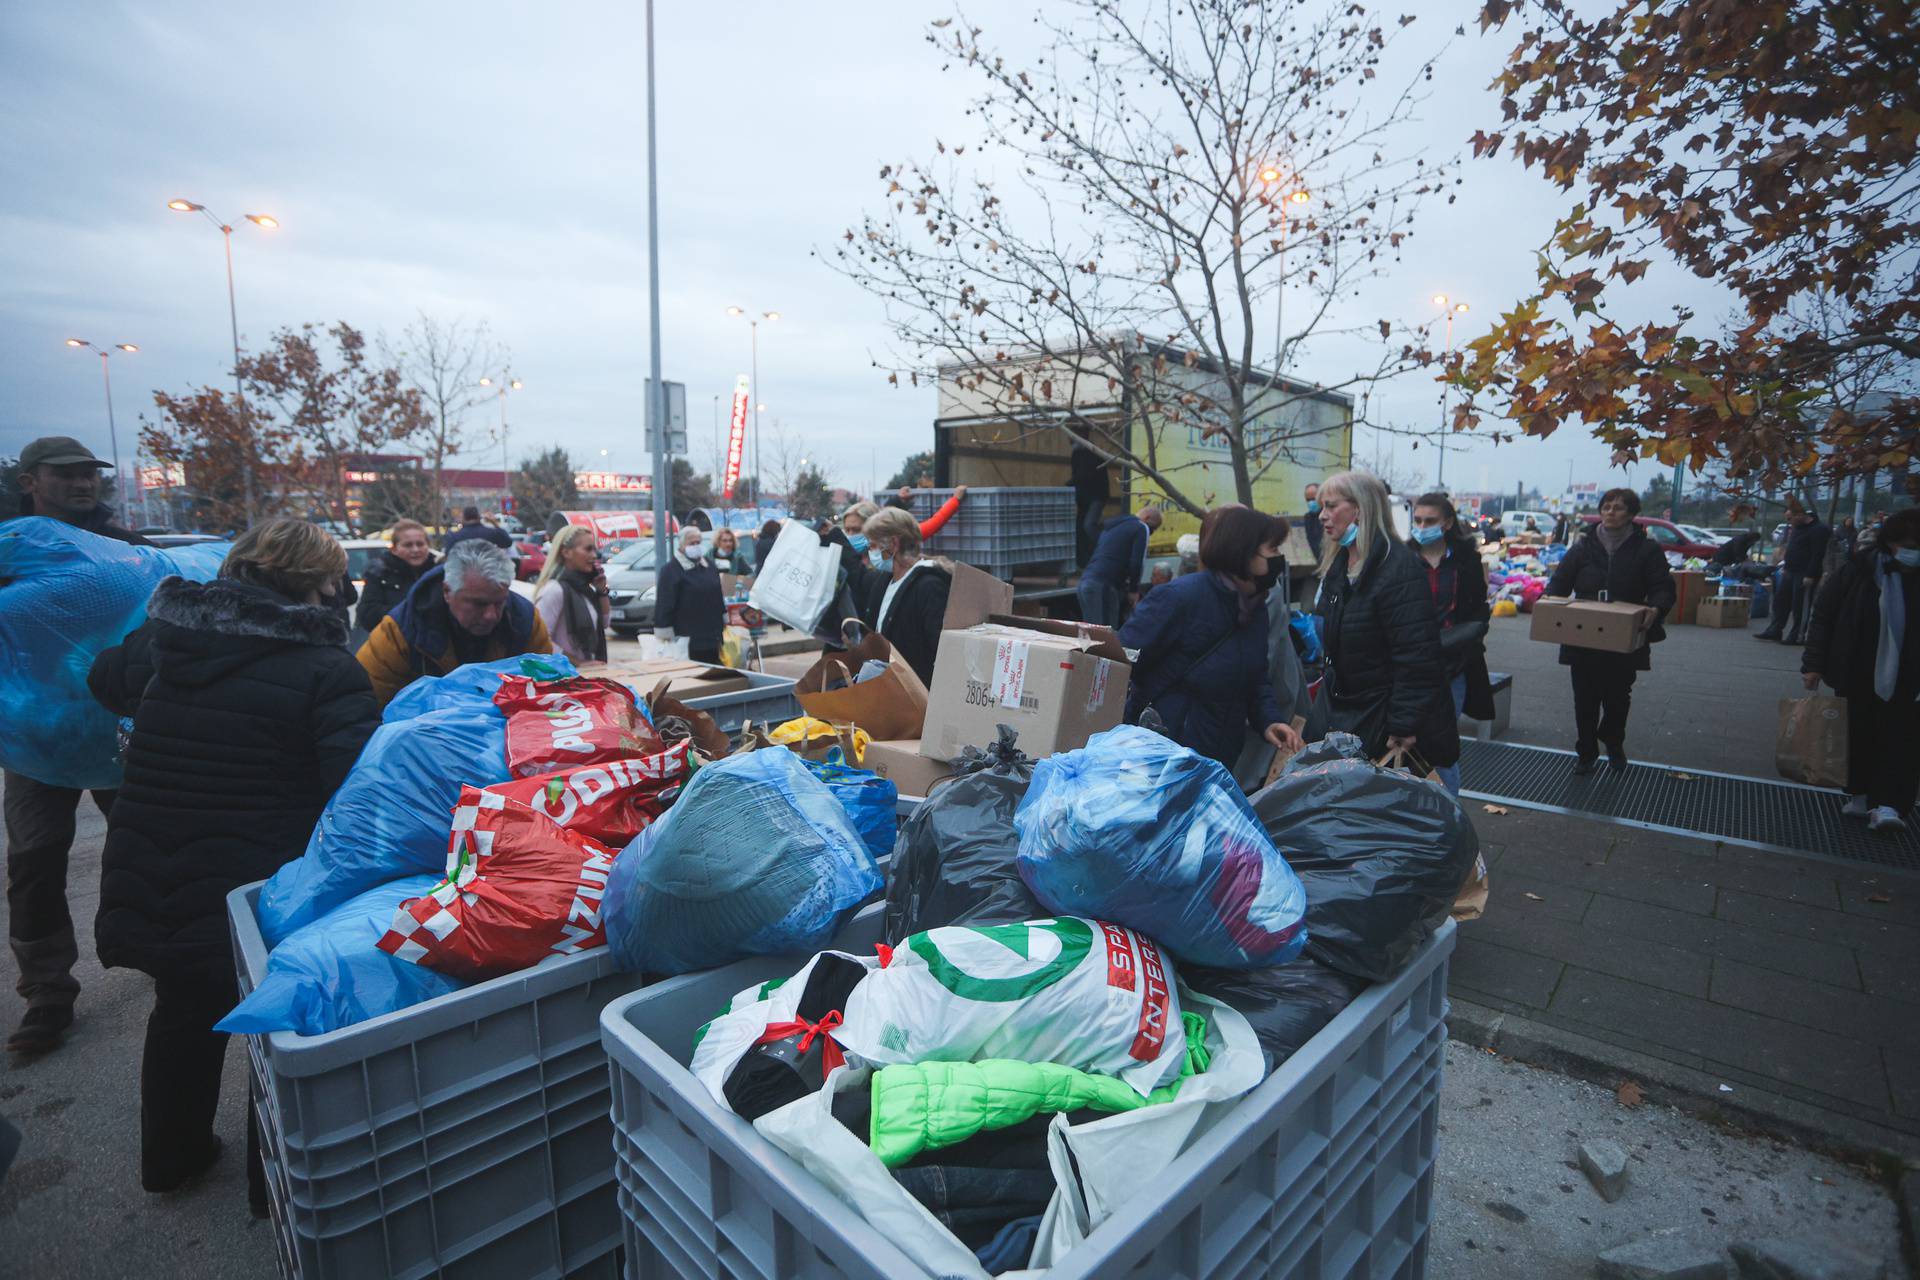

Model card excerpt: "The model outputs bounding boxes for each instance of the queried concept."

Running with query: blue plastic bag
[218,875,469,1036]
[0,518,228,789]
[256,707,510,945]
[802,748,899,860]
[604,748,881,976]
[1288,610,1323,665]
[1014,724,1308,969]
[382,652,579,724]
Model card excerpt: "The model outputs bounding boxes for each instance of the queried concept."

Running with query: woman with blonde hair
[532,522,609,665]
[88,519,378,1194]
[847,505,953,685]
[1311,470,1460,771]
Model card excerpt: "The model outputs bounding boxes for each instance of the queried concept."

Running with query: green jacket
[869,1010,1211,1168]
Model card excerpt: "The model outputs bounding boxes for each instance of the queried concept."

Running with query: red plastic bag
[483,740,696,845]
[375,788,619,980]
[492,675,664,779]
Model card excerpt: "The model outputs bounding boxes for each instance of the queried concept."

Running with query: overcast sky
[1,1,1716,505]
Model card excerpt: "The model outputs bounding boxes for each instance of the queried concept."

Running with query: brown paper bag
[1451,853,1490,922]
[644,677,733,760]
[1261,716,1312,787]
[795,635,929,742]
[1776,696,1847,789]
[1375,744,1443,787]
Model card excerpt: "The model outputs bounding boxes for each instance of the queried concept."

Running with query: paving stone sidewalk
[1451,617,1920,1161]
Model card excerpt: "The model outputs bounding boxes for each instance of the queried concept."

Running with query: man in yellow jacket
[357,540,552,707]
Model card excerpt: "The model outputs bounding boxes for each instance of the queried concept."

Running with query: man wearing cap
[5,436,149,1055]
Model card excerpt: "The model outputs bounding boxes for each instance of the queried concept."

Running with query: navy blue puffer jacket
[1119,571,1284,768]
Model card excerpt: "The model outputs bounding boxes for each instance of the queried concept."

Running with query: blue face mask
[1306,500,1321,514]
[1413,524,1444,546]
[848,532,869,554]
[869,547,892,572]
[1895,547,1920,569]
[1338,524,1359,548]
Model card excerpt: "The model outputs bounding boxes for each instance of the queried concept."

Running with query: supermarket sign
[574,471,652,494]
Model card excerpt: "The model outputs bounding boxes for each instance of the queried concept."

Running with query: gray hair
[443,540,514,591]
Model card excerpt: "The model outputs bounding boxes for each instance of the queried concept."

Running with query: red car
[515,538,547,581]
[1577,514,1719,560]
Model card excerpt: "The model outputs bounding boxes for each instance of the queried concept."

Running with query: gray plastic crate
[229,881,647,1279]
[601,913,1455,1279]
[909,486,1076,577]
[680,671,799,737]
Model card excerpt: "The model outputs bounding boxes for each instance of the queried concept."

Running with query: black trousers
[1075,495,1105,568]
[4,770,114,1009]
[1763,573,1816,639]
[689,640,722,665]
[1845,692,1920,814]
[142,969,264,1193]
[1569,654,1639,757]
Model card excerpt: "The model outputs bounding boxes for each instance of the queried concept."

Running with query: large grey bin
[229,880,644,1279]
[600,913,1455,1278]
[680,671,799,737]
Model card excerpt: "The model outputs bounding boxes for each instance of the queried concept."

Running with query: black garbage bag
[1252,732,1477,982]
[884,725,1045,942]
[1182,956,1368,1075]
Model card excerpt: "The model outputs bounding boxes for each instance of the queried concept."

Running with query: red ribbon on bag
[752,1010,847,1077]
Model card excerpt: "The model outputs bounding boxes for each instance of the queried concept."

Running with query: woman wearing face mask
[1312,471,1461,774]
[711,527,747,575]
[532,523,610,665]
[1408,493,1493,794]
[1543,487,1675,774]
[1121,504,1304,772]
[653,527,725,663]
[849,507,953,686]
[1801,506,1920,833]
[353,518,437,633]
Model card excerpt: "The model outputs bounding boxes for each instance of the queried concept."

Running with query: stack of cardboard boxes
[794,563,1137,796]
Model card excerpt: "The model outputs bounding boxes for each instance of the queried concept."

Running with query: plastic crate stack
[908,486,1077,578]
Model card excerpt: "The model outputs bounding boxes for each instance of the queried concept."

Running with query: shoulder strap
[1143,620,1239,712]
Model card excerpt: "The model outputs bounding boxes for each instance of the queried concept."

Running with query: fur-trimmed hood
[144,576,349,688]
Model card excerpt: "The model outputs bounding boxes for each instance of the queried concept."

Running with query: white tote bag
[748,519,840,634]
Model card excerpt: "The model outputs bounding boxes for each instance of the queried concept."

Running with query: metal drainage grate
[1458,739,1920,874]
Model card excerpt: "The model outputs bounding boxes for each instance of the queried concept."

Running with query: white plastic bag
[637,634,690,663]
[753,989,1261,1277]
[748,520,839,634]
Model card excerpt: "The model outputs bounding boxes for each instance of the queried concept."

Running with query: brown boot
[7,1004,73,1056]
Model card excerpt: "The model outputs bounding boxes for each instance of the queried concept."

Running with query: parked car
[515,537,547,582]
[1496,508,1558,535]
[604,540,660,636]
[1675,523,1725,548]
[1576,514,1720,560]
[339,538,390,590]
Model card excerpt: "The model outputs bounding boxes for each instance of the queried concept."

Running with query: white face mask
[682,542,704,560]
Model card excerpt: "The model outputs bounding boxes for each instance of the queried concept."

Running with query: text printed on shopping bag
[1097,920,1172,1062]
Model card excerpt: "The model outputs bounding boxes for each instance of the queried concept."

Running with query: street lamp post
[726,305,780,512]
[1256,170,1310,376]
[63,338,138,526]
[169,199,277,524]
[1432,295,1469,489]
[478,375,523,518]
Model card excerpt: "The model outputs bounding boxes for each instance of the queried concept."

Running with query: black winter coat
[1121,571,1285,769]
[1408,534,1496,722]
[1313,537,1461,767]
[655,553,725,646]
[88,577,378,986]
[354,549,434,633]
[1543,526,1676,671]
[11,497,152,546]
[1803,549,1920,701]
[874,562,953,688]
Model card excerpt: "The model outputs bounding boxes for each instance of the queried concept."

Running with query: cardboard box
[1695,596,1751,629]
[861,738,959,798]
[919,615,1132,761]
[941,560,1015,633]
[1529,597,1654,654]
[1669,570,1709,626]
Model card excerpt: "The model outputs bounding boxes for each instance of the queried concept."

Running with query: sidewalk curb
[1445,997,1919,1168]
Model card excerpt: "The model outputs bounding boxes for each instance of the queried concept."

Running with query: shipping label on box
[920,620,1131,761]
[1529,597,1653,654]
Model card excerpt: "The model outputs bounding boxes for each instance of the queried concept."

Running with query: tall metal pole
[1437,308,1452,490]
[99,352,125,526]
[498,391,510,508]
[645,0,670,565]
[221,225,258,524]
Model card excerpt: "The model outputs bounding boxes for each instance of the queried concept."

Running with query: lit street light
[1433,295,1469,488]
[169,198,278,523]
[478,375,524,516]
[726,306,780,510]
[63,338,138,526]
[1256,170,1309,377]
